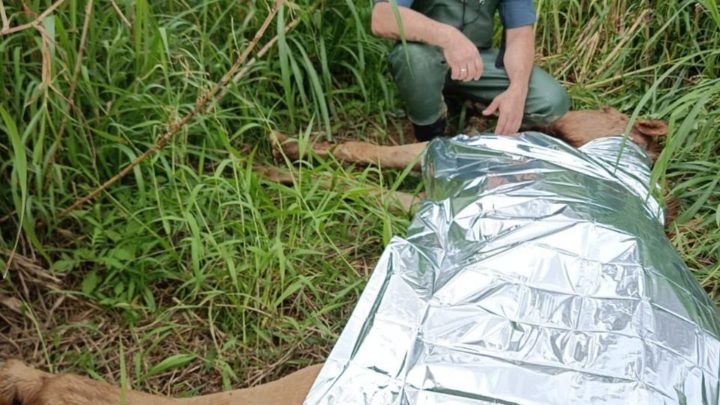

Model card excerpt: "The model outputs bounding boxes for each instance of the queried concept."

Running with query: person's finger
[453,64,465,81]
[458,66,467,81]
[504,114,517,134]
[448,59,459,80]
[507,119,519,135]
[464,63,476,82]
[456,66,465,81]
[511,116,522,134]
[473,56,483,80]
[496,110,509,135]
[494,113,504,134]
[463,62,475,82]
[450,62,460,81]
[465,60,477,82]
[483,98,500,116]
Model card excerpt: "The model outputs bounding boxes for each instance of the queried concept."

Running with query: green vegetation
[1,0,719,395]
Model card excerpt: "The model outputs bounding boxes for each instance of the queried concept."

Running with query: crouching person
[371,0,570,140]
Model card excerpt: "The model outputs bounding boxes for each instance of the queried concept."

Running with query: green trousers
[389,44,570,126]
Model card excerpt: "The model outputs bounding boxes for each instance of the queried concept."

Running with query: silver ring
[460,68,467,72]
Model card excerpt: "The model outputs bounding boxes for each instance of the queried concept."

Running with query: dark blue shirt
[375,0,536,29]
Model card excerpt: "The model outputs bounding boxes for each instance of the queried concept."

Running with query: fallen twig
[58,0,287,219]
[0,0,66,36]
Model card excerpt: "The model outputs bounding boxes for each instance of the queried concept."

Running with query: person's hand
[441,29,483,82]
[482,87,527,135]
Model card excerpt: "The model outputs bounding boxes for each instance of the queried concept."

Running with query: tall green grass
[0,0,719,394]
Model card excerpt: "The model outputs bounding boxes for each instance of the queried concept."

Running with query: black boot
[413,117,447,142]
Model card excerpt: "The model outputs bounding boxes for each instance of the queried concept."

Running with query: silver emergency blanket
[304,133,720,404]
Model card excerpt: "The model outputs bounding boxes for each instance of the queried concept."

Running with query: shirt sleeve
[498,0,536,29]
[373,0,414,7]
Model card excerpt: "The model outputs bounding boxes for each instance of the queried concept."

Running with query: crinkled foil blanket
[305,133,720,404]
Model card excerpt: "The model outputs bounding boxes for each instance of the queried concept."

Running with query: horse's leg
[1,360,322,405]
[270,132,427,171]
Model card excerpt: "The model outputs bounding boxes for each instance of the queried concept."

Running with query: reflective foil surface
[304,133,720,404]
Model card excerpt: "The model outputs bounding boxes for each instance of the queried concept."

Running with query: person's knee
[389,43,446,85]
[545,82,570,120]
[525,76,570,125]
[389,43,448,126]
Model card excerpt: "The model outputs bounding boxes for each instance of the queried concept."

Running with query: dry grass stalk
[109,0,131,29]
[37,25,52,88]
[0,0,66,36]
[0,1,9,31]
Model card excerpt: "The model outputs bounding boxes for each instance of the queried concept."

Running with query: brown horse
[1,108,667,405]
[271,107,667,168]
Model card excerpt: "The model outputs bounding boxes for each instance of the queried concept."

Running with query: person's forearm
[371,2,458,49]
[503,26,535,96]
